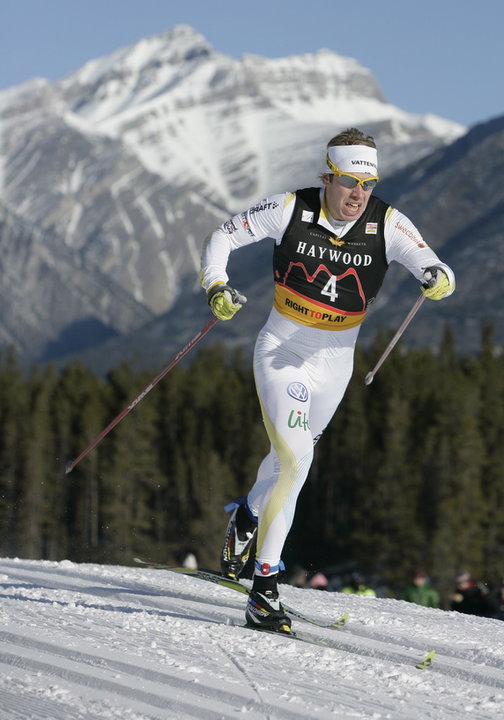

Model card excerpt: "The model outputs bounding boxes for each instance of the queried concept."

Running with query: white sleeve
[384,207,455,294]
[200,192,295,291]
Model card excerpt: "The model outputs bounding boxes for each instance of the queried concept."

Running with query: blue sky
[0,0,502,128]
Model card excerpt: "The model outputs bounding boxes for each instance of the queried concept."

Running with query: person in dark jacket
[489,579,504,620]
[450,570,499,617]
[401,569,440,608]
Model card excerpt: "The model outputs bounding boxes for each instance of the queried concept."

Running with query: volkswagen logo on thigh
[286,382,309,402]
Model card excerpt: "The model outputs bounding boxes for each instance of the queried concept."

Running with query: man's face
[323,173,374,221]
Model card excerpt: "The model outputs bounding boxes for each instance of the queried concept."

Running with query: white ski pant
[247,309,359,576]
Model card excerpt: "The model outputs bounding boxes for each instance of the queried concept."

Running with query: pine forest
[0,324,503,605]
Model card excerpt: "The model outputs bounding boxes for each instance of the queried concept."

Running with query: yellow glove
[207,283,247,321]
[421,267,454,301]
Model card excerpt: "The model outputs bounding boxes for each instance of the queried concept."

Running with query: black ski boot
[221,499,257,579]
[245,574,292,634]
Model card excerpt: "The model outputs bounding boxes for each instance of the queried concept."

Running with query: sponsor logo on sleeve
[223,220,237,234]
[249,201,279,214]
[395,220,426,248]
[240,213,255,237]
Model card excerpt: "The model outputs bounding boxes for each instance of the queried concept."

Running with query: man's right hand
[207,283,247,321]
[421,267,455,301]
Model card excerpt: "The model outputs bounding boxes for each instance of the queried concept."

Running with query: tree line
[0,325,502,602]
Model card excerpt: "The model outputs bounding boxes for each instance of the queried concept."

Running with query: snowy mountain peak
[59,27,384,125]
[50,25,465,210]
[242,46,379,89]
[61,25,212,87]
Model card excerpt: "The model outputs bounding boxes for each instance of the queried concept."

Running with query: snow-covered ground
[1,557,503,719]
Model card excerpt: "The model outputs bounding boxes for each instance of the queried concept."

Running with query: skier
[200,127,455,633]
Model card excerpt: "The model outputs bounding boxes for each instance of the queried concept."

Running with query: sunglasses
[326,154,379,191]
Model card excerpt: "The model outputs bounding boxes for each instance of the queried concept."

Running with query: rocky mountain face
[0,200,153,359]
[73,114,504,374]
[360,114,504,353]
[0,25,467,367]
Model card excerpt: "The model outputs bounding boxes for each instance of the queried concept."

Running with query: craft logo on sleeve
[249,201,279,214]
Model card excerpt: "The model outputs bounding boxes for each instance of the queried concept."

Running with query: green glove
[421,267,454,301]
[207,283,247,321]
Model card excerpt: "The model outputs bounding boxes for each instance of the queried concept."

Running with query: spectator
[342,571,376,597]
[489,579,504,620]
[450,570,499,617]
[401,569,440,608]
[309,572,329,591]
[178,551,198,570]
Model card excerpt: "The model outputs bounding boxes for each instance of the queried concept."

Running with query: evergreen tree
[421,348,486,601]
[351,379,423,587]
[1,324,501,602]
[16,366,56,558]
[473,325,504,582]
[98,363,165,564]
[49,362,106,559]
[0,348,30,556]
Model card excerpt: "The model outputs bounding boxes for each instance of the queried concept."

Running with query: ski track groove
[0,646,231,720]
[126,564,504,674]
[209,629,274,720]
[2,559,504,716]
[3,562,501,686]
[0,685,105,720]
[341,622,504,671]
[132,590,504,692]
[0,628,313,720]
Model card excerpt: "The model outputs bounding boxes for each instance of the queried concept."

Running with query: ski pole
[364,293,426,386]
[65,316,219,473]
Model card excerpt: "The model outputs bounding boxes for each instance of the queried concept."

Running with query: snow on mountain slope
[56,25,465,210]
[0,557,503,719]
[0,25,467,364]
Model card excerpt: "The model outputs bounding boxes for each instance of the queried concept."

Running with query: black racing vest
[273,187,389,330]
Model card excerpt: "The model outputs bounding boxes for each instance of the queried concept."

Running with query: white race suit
[200,187,455,576]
